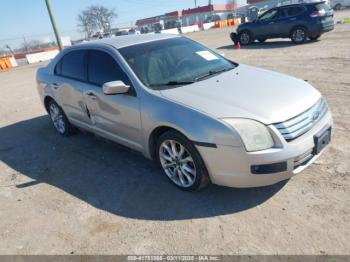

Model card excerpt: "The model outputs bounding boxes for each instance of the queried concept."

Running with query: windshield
[118,37,237,90]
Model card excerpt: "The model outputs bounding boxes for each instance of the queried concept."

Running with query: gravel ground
[0,10,349,255]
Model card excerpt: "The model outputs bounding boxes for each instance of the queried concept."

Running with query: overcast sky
[0,0,241,48]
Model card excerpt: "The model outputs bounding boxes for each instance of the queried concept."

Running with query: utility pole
[45,0,63,51]
[22,35,29,51]
[194,0,197,7]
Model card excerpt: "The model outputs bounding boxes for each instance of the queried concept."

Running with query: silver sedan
[36,34,332,191]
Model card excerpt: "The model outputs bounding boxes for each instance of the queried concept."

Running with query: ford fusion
[36,34,332,191]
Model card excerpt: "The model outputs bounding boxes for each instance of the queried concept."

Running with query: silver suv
[36,34,332,191]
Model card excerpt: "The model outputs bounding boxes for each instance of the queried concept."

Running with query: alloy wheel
[49,103,66,134]
[293,29,305,43]
[240,32,250,45]
[159,139,196,188]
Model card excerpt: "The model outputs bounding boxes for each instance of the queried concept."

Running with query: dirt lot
[1,10,350,255]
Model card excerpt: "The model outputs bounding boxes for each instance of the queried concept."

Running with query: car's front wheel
[239,31,252,45]
[156,131,210,191]
[48,100,77,136]
[291,27,307,44]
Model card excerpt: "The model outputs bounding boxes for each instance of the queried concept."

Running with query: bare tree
[77,5,117,39]
[77,10,96,39]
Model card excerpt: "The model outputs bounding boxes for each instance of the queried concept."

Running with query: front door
[82,49,143,151]
[254,9,280,38]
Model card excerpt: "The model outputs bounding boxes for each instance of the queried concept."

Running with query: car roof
[274,1,325,8]
[78,34,180,49]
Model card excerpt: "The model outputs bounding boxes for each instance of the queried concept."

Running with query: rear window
[59,50,87,82]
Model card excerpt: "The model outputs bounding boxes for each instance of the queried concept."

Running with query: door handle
[85,91,97,100]
[290,17,296,21]
[268,21,275,24]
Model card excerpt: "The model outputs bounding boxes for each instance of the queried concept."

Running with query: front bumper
[196,111,332,188]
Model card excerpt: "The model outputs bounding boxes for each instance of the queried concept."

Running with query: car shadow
[0,116,287,221]
[217,40,316,50]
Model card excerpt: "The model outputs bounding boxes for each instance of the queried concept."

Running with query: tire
[257,38,266,43]
[238,30,252,45]
[291,27,307,44]
[309,35,320,41]
[334,4,341,10]
[48,100,77,136]
[156,131,210,191]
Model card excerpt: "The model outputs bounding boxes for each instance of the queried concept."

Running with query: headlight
[222,118,274,152]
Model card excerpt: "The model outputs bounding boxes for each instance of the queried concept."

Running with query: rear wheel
[291,27,307,44]
[48,100,77,136]
[309,35,320,41]
[239,31,252,45]
[156,131,210,191]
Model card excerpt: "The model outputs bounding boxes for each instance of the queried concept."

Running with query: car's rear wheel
[156,131,210,191]
[239,31,252,45]
[48,100,77,136]
[309,35,320,41]
[291,27,307,44]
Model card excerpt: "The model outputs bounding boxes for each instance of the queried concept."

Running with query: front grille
[273,98,328,142]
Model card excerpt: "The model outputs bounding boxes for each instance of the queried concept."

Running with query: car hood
[160,64,321,124]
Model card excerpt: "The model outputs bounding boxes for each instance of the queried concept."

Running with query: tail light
[310,9,326,17]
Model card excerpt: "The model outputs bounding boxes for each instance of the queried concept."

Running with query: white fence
[26,50,59,64]
[203,22,215,30]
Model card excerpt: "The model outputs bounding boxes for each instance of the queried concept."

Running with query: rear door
[54,49,92,126]
[273,6,306,36]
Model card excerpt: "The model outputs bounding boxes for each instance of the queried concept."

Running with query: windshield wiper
[194,67,234,82]
[149,81,195,87]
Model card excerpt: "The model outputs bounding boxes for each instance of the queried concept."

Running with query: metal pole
[45,0,63,51]
[195,0,197,7]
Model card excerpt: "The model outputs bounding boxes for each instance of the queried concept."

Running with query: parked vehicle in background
[330,0,350,10]
[204,14,221,23]
[36,34,332,191]
[233,2,334,45]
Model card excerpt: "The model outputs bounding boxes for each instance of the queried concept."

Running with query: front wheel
[291,27,307,44]
[156,131,210,191]
[48,100,77,136]
[238,31,252,45]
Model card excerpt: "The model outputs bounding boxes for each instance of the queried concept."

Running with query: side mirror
[103,81,130,95]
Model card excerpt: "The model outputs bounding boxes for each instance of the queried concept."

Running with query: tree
[77,10,96,39]
[77,5,117,39]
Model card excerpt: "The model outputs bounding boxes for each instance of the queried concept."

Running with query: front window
[258,9,278,21]
[118,37,237,90]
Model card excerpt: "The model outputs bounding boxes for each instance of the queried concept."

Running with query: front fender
[140,91,243,158]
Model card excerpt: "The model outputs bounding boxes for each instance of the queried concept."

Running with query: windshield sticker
[196,51,219,61]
